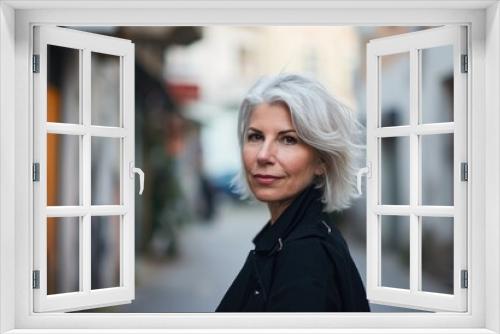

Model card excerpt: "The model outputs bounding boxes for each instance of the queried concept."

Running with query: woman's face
[243,102,323,205]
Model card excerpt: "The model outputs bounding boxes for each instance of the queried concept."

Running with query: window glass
[421,134,454,206]
[47,134,81,206]
[420,45,454,124]
[47,45,80,124]
[380,136,410,205]
[380,52,410,127]
[381,215,410,289]
[421,216,454,294]
[91,137,121,205]
[47,217,80,295]
[91,52,121,127]
[91,216,121,290]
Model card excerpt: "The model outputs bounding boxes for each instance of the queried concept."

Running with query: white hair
[231,73,365,213]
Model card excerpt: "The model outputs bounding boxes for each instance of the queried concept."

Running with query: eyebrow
[247,127,296,135]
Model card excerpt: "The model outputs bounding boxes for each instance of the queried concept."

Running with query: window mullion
[409,47,420,293]
[81,48,91,294]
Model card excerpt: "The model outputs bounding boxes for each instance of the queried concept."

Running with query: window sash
[32,25,135,312]
[366,25,468,312]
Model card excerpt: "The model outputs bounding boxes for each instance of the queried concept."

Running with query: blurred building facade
[47,25,455,308]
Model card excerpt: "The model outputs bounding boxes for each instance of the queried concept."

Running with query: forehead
[248,103,294,129]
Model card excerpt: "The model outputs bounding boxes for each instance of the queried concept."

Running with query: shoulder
[274,236,332,281]
[279,236,328,261]
[280,218,354,270]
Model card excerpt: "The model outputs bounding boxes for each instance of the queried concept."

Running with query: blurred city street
[104,197,427,313]
[44,25,456,314]
[109,198,267,312]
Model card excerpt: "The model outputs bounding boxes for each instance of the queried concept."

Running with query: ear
[314,158,326,176]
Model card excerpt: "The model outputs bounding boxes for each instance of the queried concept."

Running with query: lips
[253,174,283,185]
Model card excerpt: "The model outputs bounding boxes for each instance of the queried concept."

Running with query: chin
[251,187,287,203]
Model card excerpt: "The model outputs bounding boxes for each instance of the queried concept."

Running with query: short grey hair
[231,73,365,213]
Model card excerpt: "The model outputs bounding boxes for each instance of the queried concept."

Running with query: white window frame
[0,1,499,333]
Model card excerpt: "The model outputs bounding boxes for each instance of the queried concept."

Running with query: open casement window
[32,26,141,312]
[365,25,468,312]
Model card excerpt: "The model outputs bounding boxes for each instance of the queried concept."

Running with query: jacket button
[254,289,260,295]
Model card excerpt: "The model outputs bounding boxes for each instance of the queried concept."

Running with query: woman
[215,73,370,312]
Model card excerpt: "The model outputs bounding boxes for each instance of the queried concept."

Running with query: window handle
[356,162,371,195]
[130,162,145,195]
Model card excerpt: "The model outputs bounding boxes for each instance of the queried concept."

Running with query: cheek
[242,146,255,170]
[279,150,317,176]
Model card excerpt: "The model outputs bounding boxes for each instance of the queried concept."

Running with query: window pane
[91,137,121,205]
[47,45,80,124]
[380,52,410,127]
[421,134,454,206]
[380,136,410,205]
[381,215,410,289]
[421,217,454,294]
[420,45,454,124]
[91,216,121,290]
[91,52,121,127]
[47,134,81,206]
[47,217,80,295]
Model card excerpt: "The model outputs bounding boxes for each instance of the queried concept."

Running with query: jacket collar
[252,184,325,255]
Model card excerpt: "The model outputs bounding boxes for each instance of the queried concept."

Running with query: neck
[267,198,294,225]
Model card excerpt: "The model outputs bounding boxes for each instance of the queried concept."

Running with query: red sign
[166,82,200,104]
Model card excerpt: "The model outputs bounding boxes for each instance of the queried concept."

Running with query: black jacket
[215,185,370,312]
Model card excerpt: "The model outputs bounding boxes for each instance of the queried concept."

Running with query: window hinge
[461,54,468,73]
[461,269,468,289]
[33,270,40,289]
[461,162,468,181]
[32,55,40,73]
[33,162,40,182]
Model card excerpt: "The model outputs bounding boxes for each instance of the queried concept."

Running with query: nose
[256,140,276,165]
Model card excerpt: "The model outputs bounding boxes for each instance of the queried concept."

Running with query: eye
[281,135,298,145]
[247,132,263,142]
